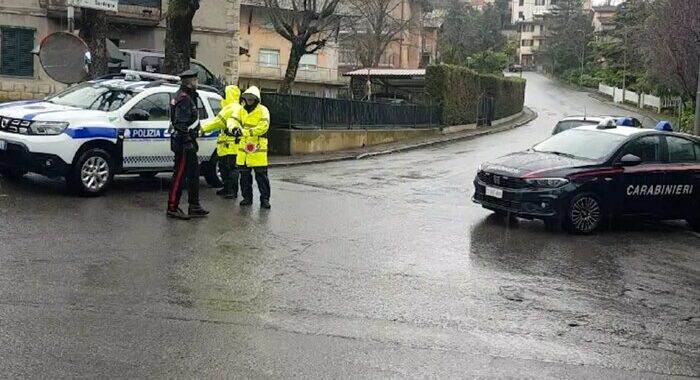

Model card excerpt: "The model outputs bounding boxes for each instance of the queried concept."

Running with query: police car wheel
[565,193,602,234]
[68,148,114,196]
[0,168,26,180]
[204,153,224,188]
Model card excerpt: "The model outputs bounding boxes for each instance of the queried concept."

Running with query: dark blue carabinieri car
[473,121,700,234]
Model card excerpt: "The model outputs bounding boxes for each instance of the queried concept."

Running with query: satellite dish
[38,32,90,84]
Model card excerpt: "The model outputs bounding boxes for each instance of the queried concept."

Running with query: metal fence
[265,93,439,129]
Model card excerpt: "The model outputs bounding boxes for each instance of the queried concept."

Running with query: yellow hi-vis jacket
[236,86,270,167]
[201,85,242,157]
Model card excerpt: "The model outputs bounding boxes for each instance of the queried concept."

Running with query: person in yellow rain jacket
[201,85,243,199]
[237,86,271,209]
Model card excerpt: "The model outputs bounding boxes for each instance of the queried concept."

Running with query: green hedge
[426,64,526,125]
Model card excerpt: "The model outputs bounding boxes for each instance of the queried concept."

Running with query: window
[190,42,198,59]
[141,56,164,73]
[129,93,171,121]
[299,54,318,71]
[521,39,533,47]
[207,97,222,115]
[667,136,698,162]
[191,63,215,86]
[522,24,534,32]
[535,0,546,5]
[622,136,661,162]
[1,27,34,77]
[533,130,627,161]
[258,49,280,67]
[518,11,525,20]
[339,48,357,65]
[47,82,135,111]
[519,0,524,5]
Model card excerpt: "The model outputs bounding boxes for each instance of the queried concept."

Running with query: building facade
[338,0,438,77]
[511,0,590,67]
[0,0,347,101]
[238,2,346,98]
[592,5,617,37]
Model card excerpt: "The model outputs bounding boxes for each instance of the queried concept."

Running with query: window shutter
[1,27,34,77]
[1,28,19,76]
[17,28,34,77]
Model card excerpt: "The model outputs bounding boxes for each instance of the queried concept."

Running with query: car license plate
[0,140,6,151]
[485,186,503,199]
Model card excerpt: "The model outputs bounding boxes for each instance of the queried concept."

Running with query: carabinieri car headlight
[525,177,569,188]
[30,121,69,135]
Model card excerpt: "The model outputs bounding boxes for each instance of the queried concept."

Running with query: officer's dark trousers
[220,154,239,196]
[168,149,200,210]
[239,166,270,202]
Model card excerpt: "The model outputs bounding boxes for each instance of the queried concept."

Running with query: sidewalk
[269,107,537,167]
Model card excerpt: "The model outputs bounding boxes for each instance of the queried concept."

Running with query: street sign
[67,0,119,12]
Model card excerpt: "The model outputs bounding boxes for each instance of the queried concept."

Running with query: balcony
[238,61,348,85]
[39,0,162,26]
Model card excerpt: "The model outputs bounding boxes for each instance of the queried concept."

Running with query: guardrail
[598,82,682,113]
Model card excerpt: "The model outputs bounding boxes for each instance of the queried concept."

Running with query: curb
[270,107,538,167]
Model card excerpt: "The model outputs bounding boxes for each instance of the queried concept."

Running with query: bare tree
[79,9,109,78]
[265,0,343,93]
[164,0,200,75]
[642,0,699,102]
[345,0,412,68]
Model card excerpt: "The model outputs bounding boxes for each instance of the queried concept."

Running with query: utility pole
[67,4,75,33]
[695,58,700,135]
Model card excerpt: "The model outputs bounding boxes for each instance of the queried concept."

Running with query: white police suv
[0,71,225,195]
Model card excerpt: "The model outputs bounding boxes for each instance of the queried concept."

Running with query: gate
[476,96,495,126]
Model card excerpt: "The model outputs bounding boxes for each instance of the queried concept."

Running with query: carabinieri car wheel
[566,193,602,234]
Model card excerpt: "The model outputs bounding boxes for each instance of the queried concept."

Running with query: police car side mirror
[618,154,642,167]
[124,109,150,122]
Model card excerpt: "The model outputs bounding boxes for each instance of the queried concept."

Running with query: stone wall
[0,78,62,102]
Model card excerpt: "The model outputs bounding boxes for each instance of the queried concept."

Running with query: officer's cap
[178,69,198,79]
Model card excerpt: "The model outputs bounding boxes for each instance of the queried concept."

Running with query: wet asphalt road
[0,73,698,379]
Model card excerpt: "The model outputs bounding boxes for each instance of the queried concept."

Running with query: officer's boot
[167,207,191,220]
[260,199,271,209]
[188,204,210,217]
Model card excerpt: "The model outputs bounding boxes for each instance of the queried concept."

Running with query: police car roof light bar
[120,69,180,83]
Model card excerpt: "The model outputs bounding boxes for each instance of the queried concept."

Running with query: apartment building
[511,0,590,67]
[238,1,346,98]
[0,0,241,101]
[592,5,617,36]
[338,0,439,76]
[0,0,350,101]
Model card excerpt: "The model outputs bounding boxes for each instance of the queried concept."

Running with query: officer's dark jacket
[170,86,200,152]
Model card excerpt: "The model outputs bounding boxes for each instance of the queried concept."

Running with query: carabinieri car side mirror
[619,154,643,167]
[124,109,150,122]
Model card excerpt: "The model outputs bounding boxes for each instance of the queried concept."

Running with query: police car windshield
[533,129,627,161]
[47,82,136,112]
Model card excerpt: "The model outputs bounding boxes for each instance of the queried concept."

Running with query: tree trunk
[80,9,109,78]
[163,0,199,75]
[280,43,304,94]
[224,0,241,85]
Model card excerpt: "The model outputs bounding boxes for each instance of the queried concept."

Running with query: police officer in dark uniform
[167,69,209,220]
